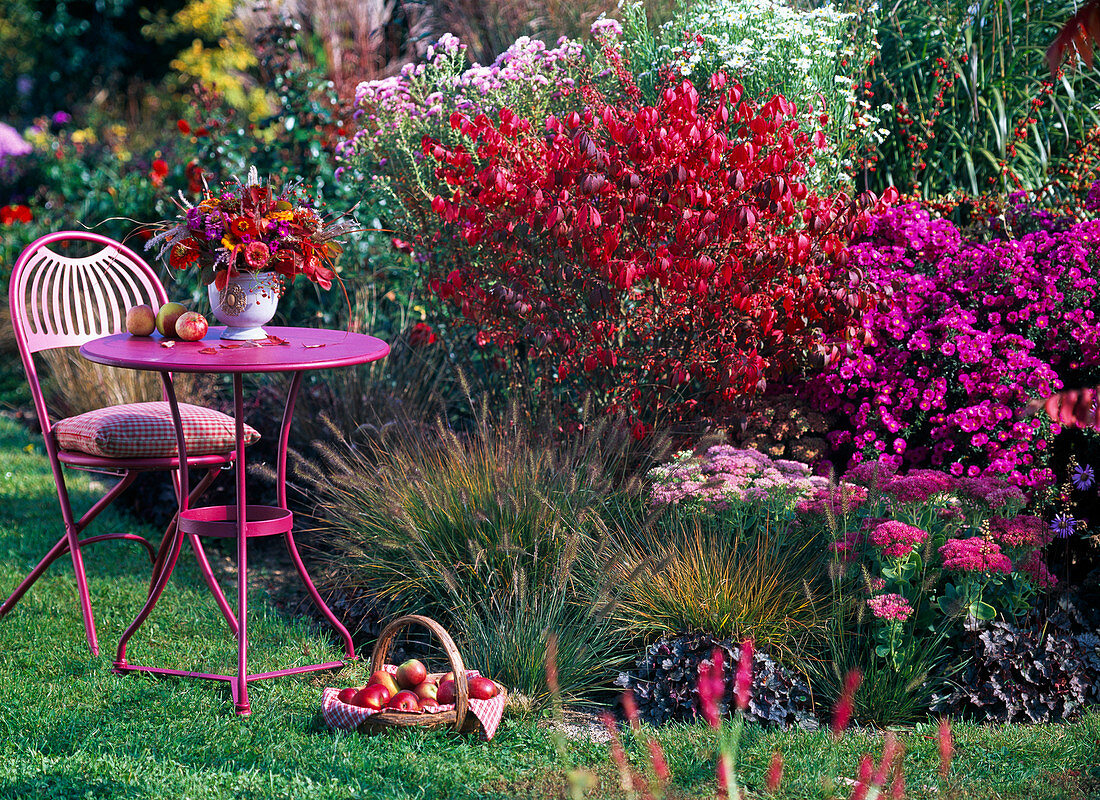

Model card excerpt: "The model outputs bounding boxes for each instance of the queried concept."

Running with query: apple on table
[175,311,208,342]
[155,302,187,338]
[125,304,157,337]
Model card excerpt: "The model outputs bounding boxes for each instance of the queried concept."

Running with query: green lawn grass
[0,415,1097,799]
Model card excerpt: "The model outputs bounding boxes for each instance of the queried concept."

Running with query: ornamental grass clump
[809,201,1100,491]
[305,404,632,704]
[607,512,824,654]
[615,446,827,650]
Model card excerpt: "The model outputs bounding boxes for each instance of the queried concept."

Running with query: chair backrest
[8,231,170,433]
[9,231,169,355]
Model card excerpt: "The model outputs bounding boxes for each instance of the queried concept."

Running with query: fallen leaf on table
[219,343,243,350]
[160,341,176,348]
[198,347,218,355]
[303,343,326,349]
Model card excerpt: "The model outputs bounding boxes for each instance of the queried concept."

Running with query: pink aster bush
[807,201,1100,491]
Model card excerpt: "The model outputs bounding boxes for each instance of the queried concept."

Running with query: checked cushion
[53,402,260,459]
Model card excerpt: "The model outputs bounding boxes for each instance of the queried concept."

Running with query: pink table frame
[80,326,390,716]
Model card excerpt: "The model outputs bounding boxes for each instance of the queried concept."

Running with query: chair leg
[150,468,238,634]
[0,535,71,618]
[63,508,99,656]
[151,465,220,587]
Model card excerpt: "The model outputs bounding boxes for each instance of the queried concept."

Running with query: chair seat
[53,402,260,459]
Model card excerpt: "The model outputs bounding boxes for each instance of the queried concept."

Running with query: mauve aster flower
[1071,464,1094,490]
[1086,180,1100,212]
[1051,513,1076,539]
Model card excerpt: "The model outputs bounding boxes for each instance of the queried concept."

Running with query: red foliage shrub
[422,70,896,431]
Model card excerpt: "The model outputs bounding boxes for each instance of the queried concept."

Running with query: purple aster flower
[1071,464,1094,491]
[1051,513,1076,539]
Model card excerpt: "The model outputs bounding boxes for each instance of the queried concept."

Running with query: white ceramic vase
[207,271,281,340]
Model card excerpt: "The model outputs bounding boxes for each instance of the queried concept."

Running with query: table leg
[233,373,251,716]
[116,371,190,669]
[277,373,356,659]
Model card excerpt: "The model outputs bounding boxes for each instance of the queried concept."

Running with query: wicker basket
[355,614,505,735]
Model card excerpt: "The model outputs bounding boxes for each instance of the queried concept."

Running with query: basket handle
[369,614,469,731]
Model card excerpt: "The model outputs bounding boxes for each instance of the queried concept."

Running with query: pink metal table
[80,326,389,715]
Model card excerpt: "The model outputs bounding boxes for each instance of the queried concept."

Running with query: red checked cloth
[322,674,507,740]
[53,402,260,459]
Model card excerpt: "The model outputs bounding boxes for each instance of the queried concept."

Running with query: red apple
[155,302,187,338]
[385,690,420,711]
[367,670,400,698]
[175,311,208,342]
[437,679,456,705]
[440,671,455,683]
[125,304,156,336]
[414,681,439,705]
[396,658,428,689]
[354,683,391,710]
[336,686,360,705]
[469,676,498,700]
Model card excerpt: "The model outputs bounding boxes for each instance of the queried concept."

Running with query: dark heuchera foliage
[931,612,1100,723]
[616,631,816,728]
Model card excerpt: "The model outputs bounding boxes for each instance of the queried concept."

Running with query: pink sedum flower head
[989,515,1051,548]
[866,592,914,621]
[939,537,1013,573]
[868,520,928,557]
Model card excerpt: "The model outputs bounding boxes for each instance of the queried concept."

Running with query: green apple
[155,302,187,338]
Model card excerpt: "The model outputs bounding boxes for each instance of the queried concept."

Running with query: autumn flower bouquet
[147,167,352,292]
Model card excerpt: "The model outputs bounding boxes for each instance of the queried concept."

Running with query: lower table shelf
[178,504,293,538]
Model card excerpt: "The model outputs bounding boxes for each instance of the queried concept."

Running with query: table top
[80,327,390,374]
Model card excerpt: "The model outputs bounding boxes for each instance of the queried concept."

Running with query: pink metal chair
[2,231,247,655]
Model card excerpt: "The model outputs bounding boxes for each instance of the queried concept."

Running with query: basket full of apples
[323,614,506,737]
